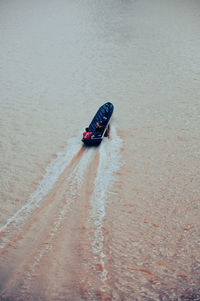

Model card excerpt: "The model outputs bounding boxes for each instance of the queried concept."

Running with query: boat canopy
[88,102,114,133]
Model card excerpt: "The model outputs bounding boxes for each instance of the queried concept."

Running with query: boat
[82,102,114,145]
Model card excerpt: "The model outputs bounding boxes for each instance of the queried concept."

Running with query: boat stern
[82,137,102,146]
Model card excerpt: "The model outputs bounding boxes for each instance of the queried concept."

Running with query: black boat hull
[82,102,114,146]
[82,137,102,146]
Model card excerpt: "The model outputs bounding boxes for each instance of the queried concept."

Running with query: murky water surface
[0,0,200,300]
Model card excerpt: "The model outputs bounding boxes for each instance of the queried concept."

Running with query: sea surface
[0,0,200,300]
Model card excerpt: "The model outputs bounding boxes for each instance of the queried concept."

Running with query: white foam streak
[19,148,92,293]
[89,124,122,283]
[0,136,81,235]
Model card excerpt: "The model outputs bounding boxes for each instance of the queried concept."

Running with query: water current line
[88,124,122,287]
[22,149,92,288]
[2,148,93,300]
[0,136,82,245]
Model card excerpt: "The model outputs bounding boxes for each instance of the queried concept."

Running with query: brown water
[0,0,200,300]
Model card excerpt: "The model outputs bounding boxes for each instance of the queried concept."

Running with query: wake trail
[87,123,122,294]
[15,149,94,297]
[0,124,123,300]
[0,136,83,248]
[0,141,95,299]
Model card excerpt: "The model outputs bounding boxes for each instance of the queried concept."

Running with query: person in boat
[95,122,103,133]
[83,127,92,140]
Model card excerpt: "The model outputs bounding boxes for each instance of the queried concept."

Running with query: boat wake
[0,123,122,300]
[87,125,122,291]
[0,136,82,249]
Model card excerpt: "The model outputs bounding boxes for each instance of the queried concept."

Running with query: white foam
[21,147,92,287]
[0,136,81,236]
[88,123,122,283]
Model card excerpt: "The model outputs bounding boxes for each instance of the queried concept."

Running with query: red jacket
[83,131,92,139]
